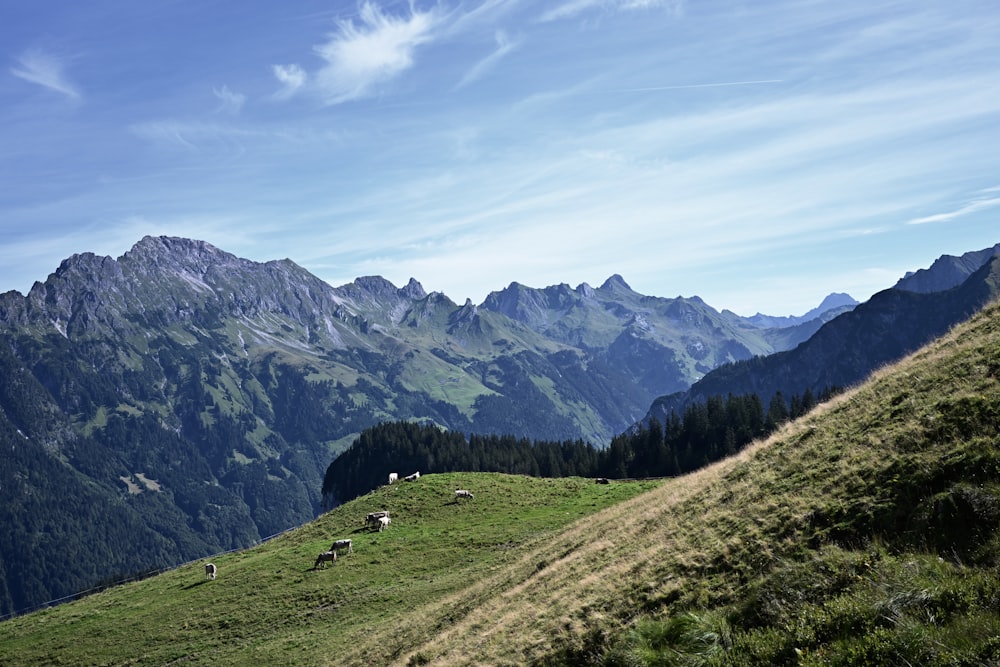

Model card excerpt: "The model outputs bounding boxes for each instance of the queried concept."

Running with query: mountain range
[0,235,997,616]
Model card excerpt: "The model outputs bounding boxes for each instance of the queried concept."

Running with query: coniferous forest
[322,388,838,505]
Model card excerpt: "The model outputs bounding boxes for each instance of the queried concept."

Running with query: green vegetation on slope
[0,474,659,665]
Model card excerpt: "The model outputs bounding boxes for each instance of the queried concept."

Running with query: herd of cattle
[304,472,477,572]
[204,472,613,579]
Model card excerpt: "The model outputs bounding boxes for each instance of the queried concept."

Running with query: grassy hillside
[2,299,999,666]
[411,298,1000,666]
[0,474,660,665]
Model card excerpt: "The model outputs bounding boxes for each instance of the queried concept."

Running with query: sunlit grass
[0,474,659,666]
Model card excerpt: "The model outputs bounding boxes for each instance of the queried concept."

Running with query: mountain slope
[2,296,998,665]
[645,254,1000,423]
[895,241,1000,293]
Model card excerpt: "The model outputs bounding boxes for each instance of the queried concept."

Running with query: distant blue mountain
[895,242,1000,293]
[643,247,1000,426]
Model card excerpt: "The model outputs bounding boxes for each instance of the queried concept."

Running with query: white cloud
[10,49,81,100]
[312,1,441,104]
[213,85,246,114]
[906,197,1000,225]
[272,63,307,99]
[456,30,521,88]
[540,0,682,22]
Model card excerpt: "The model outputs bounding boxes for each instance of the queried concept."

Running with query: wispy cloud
[10,49,81,100]
[311,1,441,104]
[213,85,246,114]
[456,30,521,88]
[907,196,1000,225]
[272,64,307,99]
[540,0,683,22]
[619,79,783,92]
[445,0,526,35]
[129,120,260,155]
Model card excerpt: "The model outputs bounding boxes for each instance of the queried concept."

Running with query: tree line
[323,387,840,504]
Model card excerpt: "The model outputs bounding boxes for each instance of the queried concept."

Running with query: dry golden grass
[385,299,1000,666]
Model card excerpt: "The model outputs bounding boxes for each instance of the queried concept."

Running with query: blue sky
[2,0,999,316]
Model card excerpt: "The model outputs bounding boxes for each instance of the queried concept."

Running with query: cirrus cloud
[272,63,308,99]
[311,1,441,105]
[540,0,683,23]
[213,85,246,114]
[10,48,81,100]
[456,29,522,88]
[907,195,1000,225]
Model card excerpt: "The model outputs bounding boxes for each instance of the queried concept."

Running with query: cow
[595,477,610,485]
[388,472,399,484]
[365,510,390,528]
[404,471,420,482]
[377,515,391,532]
[314,551,337,569]
[330,538,353,554]
[205,563,217,580]
[455,489,474,500]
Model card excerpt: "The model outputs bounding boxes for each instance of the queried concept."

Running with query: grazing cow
[365,510,390,528]
[595,477,610,485]
[455,489,474,500]
[377,515,391,532]
[388,472,398,484]
[330,538,353,554]
[205,563,217,580]
[404,471,420,482]
[314,551,337,569]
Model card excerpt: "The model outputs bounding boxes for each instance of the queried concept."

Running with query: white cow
[388,472,399,484]
[365,510,390,528]
[377,515,391,532]
[205,563,217,580]
[314,551,337,568]
[330,538,353,554]
[455,489,474,500]
[404,471,421,482]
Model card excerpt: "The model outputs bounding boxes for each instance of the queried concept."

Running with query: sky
[2,0,999,317]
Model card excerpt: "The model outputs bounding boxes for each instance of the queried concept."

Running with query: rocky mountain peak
[401,277,427,300]
[349,275,400,295]
[480,282,570,330]
[894,243,1000,294]
[122,236,238,275]
[599,274,633,293]
[481,282,530,315]
[336,276,429,325]
[812,292,858,313]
